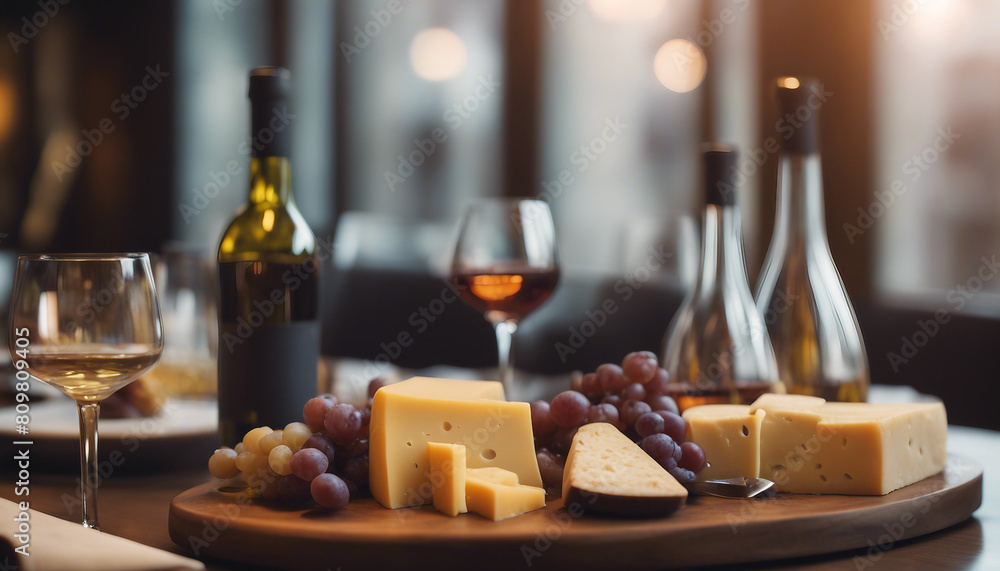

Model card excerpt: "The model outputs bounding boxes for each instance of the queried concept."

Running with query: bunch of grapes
[207,381,383,510]
[531,351,706,487]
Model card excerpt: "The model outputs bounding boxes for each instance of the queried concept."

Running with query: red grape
[645,368,670,395]
[344,437,369,457]
[657,411,687,444]
[668,466,696,482]
[580,373,602,399]
[678,442,707,473]
[551,426,580,455]
[620,399,652,427]
[550,391,589,428]
[621,382,646,402]
[640,433,679,470]
[645,394,679,415]
[367,377,386,399]
[259,476,283,500]
[530,400,557,437]
[290,448,329,482]
[601,394,623,409]
[586,403,619,425]
[342,456,370,491]
[596,364,628,393]
[303,397,334,432]
[311,473,350,509]
[536,449,564,488]
[277,474,312,502]
[622,351,658,384]
[634,411,665,438]
[325,403,362,445]
[301,434,337,466]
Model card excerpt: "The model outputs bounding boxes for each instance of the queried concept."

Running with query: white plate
[0,397,217,440]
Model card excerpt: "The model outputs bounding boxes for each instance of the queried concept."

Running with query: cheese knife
[681,477,775,499]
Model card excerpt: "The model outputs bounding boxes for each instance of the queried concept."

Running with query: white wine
[26,344,162,401]
[217,67,320,445]
[755,77,869,402]
[662,145,781,410]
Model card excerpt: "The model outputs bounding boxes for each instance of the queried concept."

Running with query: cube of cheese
[682,405,766,480]
[465,470,545,521]
[369,377,542,509]
[427,443,467,516]
[467,467,520,486]
[751,395,947,495]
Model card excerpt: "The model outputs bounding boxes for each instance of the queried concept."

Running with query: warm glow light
[653,39,707,93]
[589,0,666,22]
[778,77,801,89]
[0,79,16,144]
[262,209,274,232]
[410,28,467,82]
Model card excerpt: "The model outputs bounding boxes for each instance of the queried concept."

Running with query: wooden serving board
[169,455,982,570]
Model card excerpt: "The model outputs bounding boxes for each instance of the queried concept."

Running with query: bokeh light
[653,39,707,93]
[410,28,468,82]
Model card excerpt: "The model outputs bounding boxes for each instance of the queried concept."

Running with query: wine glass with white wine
[8,254,163,529]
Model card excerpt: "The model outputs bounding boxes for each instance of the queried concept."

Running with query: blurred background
[0,0,995,427]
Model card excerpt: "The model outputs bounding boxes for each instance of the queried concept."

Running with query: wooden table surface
[2,425,997,570]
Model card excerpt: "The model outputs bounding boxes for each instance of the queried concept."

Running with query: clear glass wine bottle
[755,76,869,402]
[662,144,781,412]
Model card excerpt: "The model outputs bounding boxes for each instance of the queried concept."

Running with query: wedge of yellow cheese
[683,394,947,495]
[428,442,467,516]
[369,377,542,509]
[562,423,687,516]
[683,405,766,480]
[465,468,545,521]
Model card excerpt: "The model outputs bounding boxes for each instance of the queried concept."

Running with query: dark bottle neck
[250,96,291,158]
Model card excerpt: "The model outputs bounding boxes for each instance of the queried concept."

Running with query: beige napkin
[0,499,204,571]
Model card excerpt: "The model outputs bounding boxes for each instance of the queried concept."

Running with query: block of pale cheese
[563,423,687,517]
[428,442,467,516]
[751,394,947,495]
[683,405,766,480]
[369,377,542,509]
[465,470,546,521]
[683,394,948,495]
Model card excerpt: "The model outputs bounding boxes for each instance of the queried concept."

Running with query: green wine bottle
[217,67,320,445]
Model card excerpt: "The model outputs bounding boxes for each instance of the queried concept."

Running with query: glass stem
[77,402,100,530]
[493,320,518,397]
